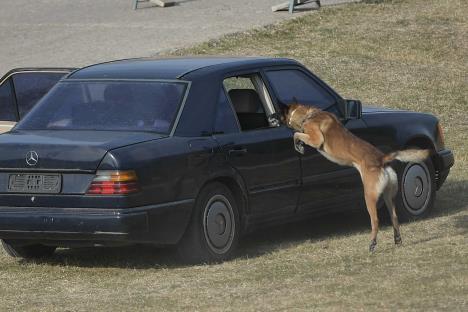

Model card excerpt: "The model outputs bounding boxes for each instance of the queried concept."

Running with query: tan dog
[283,103,430,252]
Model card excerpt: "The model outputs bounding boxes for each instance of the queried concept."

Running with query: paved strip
[0,0,360,74]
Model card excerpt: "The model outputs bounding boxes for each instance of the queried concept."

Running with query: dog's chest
[318,149,349,166]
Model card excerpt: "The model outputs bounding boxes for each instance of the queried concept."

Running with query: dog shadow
[17,179,467,269]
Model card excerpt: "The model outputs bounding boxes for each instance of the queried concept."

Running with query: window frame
[15,78,192,136]
[261,65,343,113]
[221,70,277,133]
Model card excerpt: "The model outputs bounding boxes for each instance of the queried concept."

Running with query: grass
[1,0,467,310]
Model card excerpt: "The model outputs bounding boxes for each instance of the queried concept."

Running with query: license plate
[8,174,62,194]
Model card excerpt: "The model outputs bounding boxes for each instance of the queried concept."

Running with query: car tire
[177,182,240,264]
[1,240,56,259]
[394,158,436,222]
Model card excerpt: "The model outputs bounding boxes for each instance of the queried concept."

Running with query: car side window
[214,88,240,134]
[12,72,68,118]
[223,74,274,131]
[0,79,17,121]
[265,69,336,109]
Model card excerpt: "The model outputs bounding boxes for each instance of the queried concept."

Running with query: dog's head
[281,103,303,129]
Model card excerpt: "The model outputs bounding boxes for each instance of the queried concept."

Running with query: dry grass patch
[1,0,467,310]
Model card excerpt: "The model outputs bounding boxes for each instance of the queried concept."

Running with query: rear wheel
[395,159,436,221]
[177,182,240,264]
[2,240,56,259]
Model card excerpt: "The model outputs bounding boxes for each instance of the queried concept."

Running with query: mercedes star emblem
[26,151,39,166]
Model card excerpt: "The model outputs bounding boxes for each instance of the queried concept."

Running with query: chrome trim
[0,198,195,215]
[170,80,192,136]
[63,78,189,83]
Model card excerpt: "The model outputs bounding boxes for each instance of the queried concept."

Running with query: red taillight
[86,170,139,195]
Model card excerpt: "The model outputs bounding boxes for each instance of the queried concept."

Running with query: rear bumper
[434,149,454,189]
[0,199,194,246]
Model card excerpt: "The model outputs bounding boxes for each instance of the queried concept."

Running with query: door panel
[215,126,301,216]
[264,67,366,213]
[298,119,366,213]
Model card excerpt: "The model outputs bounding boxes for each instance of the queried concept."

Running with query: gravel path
[0,0,359,74]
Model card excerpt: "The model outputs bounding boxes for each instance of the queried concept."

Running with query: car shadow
[238,179,468,258]
[17,179,466,269]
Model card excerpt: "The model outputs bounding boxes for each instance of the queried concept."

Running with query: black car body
[0,57,454,262]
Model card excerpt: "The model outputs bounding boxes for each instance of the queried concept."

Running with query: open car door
[0,68,75,133]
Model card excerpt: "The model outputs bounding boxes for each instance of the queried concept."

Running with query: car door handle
[228,148,248,156]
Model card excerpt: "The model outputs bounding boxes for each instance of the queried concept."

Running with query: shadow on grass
[17,179,466,269]
[239,179,467,258]
[18,245,183,269]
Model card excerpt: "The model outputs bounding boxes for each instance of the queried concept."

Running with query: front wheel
[395,159,436,221]
[2,240,56,259]
[177,182,240,264]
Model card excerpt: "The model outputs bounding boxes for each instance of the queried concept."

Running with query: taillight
[86,170,139,195]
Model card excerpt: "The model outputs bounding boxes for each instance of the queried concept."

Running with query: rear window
[16,80,188,134]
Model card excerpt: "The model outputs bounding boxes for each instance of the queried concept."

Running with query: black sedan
[0,57,454,262]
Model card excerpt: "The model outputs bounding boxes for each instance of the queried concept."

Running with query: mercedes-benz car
[0,57,454,263]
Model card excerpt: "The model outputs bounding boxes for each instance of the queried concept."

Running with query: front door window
[265,69,336,109]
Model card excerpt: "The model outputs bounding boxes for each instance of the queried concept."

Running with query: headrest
[228,89,262,113]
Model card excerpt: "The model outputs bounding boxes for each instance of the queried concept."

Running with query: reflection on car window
[13,72,68,118]
[214,89,239,134]
[16,81,187,134]
[266,70,335,109]
[0,79,16,121]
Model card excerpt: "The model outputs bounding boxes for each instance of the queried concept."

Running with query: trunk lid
[0,130,166,171]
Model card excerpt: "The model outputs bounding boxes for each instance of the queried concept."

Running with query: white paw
[295,141,305,154]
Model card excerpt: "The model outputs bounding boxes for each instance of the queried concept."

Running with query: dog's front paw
[295,141,305,154]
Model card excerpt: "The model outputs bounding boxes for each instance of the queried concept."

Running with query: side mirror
[338,99,362,120]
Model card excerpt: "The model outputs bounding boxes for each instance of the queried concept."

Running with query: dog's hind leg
[383,167,402,245]
[362,170,382,253]
[364,192,379,253]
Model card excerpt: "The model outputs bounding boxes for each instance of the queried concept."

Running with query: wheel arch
[196,171,249,232]
[404,135,435,150]
[404,135,439,169]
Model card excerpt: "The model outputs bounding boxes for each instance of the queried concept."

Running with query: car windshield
[15,80,188,134]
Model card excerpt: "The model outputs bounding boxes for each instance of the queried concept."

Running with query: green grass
[1,0,467,310]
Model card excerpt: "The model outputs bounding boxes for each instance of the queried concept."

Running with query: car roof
[67,57,299,80]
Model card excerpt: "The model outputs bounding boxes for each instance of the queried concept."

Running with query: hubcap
[402,163,431,215]
[203,195,235,254]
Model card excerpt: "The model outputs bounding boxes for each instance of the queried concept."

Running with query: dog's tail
[382,149,430,166]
